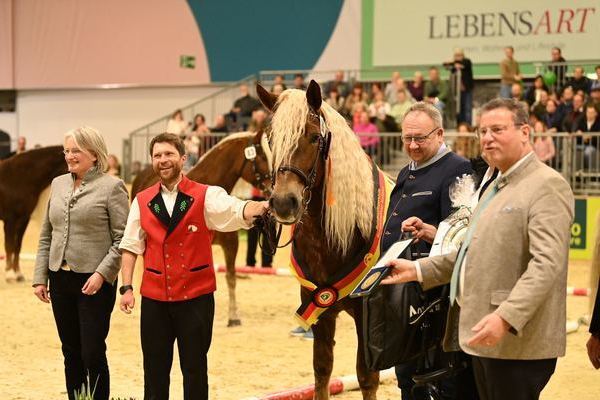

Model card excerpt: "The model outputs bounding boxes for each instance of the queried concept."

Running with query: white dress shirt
[119,180,251,255]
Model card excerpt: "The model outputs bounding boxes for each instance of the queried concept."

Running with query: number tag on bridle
[244,145,257,160]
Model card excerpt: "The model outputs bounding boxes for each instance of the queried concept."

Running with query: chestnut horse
[0,146,67,281]
[131,130,272,326]
[257,81,390,399]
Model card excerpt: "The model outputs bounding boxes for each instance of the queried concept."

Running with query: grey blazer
[420,155,574,360]
[33,169,129,285]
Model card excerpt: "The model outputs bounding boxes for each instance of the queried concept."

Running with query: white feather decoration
[449,174,475,211]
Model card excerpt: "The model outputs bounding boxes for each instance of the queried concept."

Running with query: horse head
[257,80,330,225]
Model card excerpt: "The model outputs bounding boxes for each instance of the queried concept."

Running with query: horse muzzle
[268,194,302,225]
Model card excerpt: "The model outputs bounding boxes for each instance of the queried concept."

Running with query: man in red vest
[118,133,268,400]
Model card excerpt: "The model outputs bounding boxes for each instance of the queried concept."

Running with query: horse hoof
[5,270,15,283]
[227,319,242,327]
[16,274,25,282]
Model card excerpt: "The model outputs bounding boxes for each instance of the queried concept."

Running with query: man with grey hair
[382,101,475,399]
[383,98,574,400]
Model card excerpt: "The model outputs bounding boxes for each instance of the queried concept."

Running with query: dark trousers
[141,294,215,400]
[471,356,556,400]
[49,269,116,400]
[246,196,273,267]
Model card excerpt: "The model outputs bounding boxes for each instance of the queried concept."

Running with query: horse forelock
[270,90,374,256]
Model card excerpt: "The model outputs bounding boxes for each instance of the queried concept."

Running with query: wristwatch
[119,284,133,295]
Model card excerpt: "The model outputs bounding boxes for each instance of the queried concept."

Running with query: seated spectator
[511,83,524,102]
[353,111,379,160]
[271,74,287,92]
[389,89,414,128]
[272,84,285,95]
[557,86,575,116]
[590,84,600,107]
[384,71,401,104]
[567,67,592,95]
[531,90,549,120]
[344,83,368,119]
[107,154,121,177]
[369,82,383,102]
[249,108,267,133]
[575,104,600,168]
[544,99,565,132]
[324,70,350,98]
[369,91,396,132]
[524,75,549,106]
[293,73,306,90]
[324,87,345,115]
[6,136,27,158]
[453,122,478,159]
[166,109,189,136]
[563,94,585,132]
[351,102,368,128]
[532,121,556,164]
[210,114,229,133]
[424,66,448,114]
[407,71,425,101]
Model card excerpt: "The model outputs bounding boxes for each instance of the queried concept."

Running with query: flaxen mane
[269,89,374,255]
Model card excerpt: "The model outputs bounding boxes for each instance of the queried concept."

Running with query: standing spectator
[5,136,27,158]
[118,133,268,400]
[408,71,425,101]
[450,48,474,125]
[293,73,306,90]
[424,67,449,115]
[383,98,574,400]
[184,114,211,170]
[33,126,129,400]
[166,109,189,136]
[324,70,350,98]
[524,76,550,106]
[353,110,379,160]
[385,71,402,104]
[532,121,556,164]
[548,47,568,92]
[566,67,592,95]
[389,89,414,128]
[384,102,475,400]
[500,46,522,99]
[107,154,121,177]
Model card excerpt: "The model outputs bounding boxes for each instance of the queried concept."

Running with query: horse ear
[256,83,278,112]
[306,80,322,112]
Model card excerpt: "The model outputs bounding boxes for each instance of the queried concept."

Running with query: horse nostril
[287,194,298,210]
[268,197,275,208]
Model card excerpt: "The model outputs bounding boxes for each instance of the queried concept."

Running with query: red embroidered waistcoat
[137,176,215,301]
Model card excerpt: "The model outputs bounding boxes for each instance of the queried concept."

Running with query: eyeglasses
[63,148,83,156]
[476,124,524,139]
[402,127,440,144]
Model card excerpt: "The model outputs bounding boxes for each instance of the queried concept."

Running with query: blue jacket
[381,151,472,255]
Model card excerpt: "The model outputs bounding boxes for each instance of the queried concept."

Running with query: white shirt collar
[160,175,183,195]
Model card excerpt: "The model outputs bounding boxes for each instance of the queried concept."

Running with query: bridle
[256,110,331,254]
[241,135,272,195]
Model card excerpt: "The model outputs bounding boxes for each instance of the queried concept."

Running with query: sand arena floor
[0,189,598,399]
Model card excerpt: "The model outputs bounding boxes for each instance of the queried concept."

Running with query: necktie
[449,179,500,304]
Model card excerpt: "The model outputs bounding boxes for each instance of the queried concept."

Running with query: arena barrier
[567,287,591,296]
[241,367,395,400]
[215,265,291,276]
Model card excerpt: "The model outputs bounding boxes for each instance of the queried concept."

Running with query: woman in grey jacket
[33,126,129,400]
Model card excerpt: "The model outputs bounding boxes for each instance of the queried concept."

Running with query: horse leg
[11,215,30,282]
[312,310,338,400]
[350,300,379,400]
[3,218,16,282]
[217,231,241,327]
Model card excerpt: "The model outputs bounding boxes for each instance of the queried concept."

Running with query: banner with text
[373,0,600,66]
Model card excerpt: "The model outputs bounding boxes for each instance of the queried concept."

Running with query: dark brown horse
[0,146,67,281]
[257,81,384,399]
[131,130,272,326]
